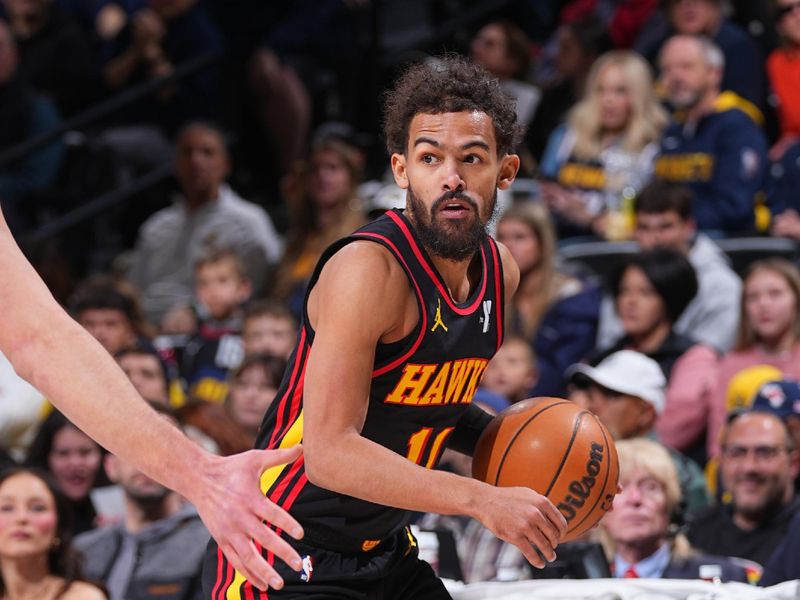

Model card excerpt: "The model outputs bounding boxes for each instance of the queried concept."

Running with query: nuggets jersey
[208,209,505,597]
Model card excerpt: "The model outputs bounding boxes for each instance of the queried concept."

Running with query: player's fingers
[258,445,303,470]
[514,534,546,569]
[534,507,563,549]
[250,521,303,572]
[539,499,568,537]
[249,494,304,542]
[527,526,557,563]
[225,536,283,592]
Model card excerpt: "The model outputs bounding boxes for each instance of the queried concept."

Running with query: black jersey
[208,209,505,597]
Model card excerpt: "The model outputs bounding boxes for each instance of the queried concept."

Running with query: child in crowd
[479,336,538,405]
[242,300,298,359]
[225,354,287,445]
[180,248,251,403]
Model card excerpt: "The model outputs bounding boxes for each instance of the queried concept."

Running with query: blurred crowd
[3,0,800,598]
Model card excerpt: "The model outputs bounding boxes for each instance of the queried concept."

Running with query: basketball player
[0,209,303,592]
[204,56,568,599]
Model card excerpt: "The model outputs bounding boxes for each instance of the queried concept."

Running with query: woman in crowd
[0,467,106,599]
[538,50,667,240]
[708,258,800,457]
[225,353,286,444]
[272,138,366,318]
[597,249,718,464]
[496,202,601,398]
[600,438,748,581]
[23,412,106,537]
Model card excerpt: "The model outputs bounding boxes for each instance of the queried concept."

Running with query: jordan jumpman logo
[431,298,448,332]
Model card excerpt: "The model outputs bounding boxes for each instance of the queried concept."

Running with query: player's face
[616,266,669,337]
[601,467,670,546]
[496,217,540,274]
[744,268,798,347]
[659,37,714,110]
[243,315,296,359]
[721,414,798,520]
[391,111,519,262]
[78,308,137,355]
[634,211,693,252]
[0,473,58,561]
[48,426,102,502]
[195,260,250,320]
[228,365,277,433]
[118,353,169,404]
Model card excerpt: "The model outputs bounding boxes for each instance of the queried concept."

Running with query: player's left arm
[448,240,521,456]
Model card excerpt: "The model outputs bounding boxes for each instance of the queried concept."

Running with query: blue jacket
[525,282,602,398]
[655,95,768,233]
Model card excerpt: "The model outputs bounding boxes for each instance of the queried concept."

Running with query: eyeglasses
[777,1,800,20]
[721,445,789,461]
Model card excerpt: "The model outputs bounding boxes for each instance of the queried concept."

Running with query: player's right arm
[302,242,567,567]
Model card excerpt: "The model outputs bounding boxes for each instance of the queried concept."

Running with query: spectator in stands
[2,0,97,116]
[526,15,612,165]
[241,300,297,360]
[538,50,667,240]
[24,411,105,536]
[688,410,800,568]
[128,121,283,326]
[479,336,538,405]
[272,137,365,318]
[496,202,601,398]
[225,353,285,444]
[176,249,250,404]
[601,437,747,581]
[708,259,800,458]
[0,19,62,231]
[595,249,718,463]
[115,345,170,406]
[70,276,149,356]
[751,379,800,462]
[768,138,800,237]
[176,400,251,456]
[567,350,709,512]
[470,20,540,130]
[100,0,224,133]
[635,0,766,110]
[654,35,768,234]
[75,406,209,600]
[767,0,800,158]
[597,179,741,353]
[0,467,107,599]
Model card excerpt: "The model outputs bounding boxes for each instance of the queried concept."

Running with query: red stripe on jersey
[488,237,504,351]
[267,328,308,449]
[357,231,428,377]
[211,545,225,599]
[386,210,486,314]
[273,360,307,445]
[214,548,234,600]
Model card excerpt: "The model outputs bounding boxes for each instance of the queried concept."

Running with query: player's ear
[391,153,409,190]
[497,153,520,191]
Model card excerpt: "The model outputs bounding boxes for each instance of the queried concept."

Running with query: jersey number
[406,426,454,468]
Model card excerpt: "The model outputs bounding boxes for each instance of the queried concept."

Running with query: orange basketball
[472,397,619,542]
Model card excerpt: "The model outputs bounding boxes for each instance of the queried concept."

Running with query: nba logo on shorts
[300,555,314,583]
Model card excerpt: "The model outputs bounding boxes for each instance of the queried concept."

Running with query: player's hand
[476,485,567,569]
[189,446,305,591]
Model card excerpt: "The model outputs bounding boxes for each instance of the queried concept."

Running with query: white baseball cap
[566,350,666,414]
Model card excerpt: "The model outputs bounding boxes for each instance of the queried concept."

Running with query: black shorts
[202,526,452,600]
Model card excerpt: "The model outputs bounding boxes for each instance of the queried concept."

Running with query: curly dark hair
[383,55,521,157]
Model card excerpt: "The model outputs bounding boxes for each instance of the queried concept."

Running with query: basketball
[472,397,619,542]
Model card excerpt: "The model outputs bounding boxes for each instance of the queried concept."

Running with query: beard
[406,186,497,262]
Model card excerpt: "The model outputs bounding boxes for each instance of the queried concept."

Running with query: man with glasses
[687,411,800,567]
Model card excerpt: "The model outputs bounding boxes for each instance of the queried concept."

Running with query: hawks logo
[383,358,489,406]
